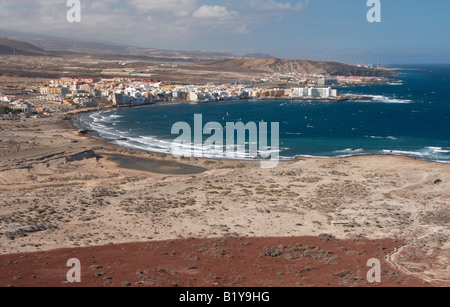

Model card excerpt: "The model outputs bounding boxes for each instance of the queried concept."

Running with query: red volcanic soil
[0,236,436,287]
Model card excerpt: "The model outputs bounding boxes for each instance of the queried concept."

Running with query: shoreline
[71,105,449,167]
[69,94,373,117]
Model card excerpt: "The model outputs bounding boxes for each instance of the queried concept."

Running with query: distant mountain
[0,29,396,77]
[126,48,237,62]
[0,38,46,56]
[0,28,138,55]
[201,58,397,77]
[243,53,275,59]
[0,28,237,61]
[0,28,61,42]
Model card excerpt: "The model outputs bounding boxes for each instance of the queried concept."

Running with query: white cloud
[0,1,309,51]
[129,0,198,16]
[248,0,308,11]
[193,5,238,19]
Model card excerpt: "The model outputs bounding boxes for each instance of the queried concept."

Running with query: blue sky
[265,0,450,63]
[0,0,449,64]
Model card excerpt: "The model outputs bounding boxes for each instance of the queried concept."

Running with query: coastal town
[0,73,386,118]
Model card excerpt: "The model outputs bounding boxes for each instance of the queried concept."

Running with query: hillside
[0,39,46,56]
[201,58,397,77]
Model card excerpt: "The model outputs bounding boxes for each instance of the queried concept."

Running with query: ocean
[77,64,450,164]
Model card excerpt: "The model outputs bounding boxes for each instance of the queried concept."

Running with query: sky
[0,0,449,64]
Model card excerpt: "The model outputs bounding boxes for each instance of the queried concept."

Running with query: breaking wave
[77,110,291,161]
[346,94,414,104]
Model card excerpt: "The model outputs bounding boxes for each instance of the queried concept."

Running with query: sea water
[78,64,450,164]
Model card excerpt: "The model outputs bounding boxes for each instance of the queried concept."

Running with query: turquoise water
[78,64,450,163]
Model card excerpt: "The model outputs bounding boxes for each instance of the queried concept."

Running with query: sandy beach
[0,113,449,286]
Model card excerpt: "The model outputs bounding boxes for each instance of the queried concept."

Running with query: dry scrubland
[0,115,448,286]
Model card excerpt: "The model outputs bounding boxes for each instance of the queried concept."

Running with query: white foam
[425,147,450,154]
[382,150,425,156]
[337,148,365,153]
[346,94,414,104]
[370,136,399,140]
[436,160,450,164]
[369,95,413,104]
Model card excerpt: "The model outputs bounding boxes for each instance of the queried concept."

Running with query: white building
[0,95,13,103]
[308,87,331,98]
[290,87,333,99]
[11,101,33,114]
[188,92,199,102]
[124,87,138,98]
[290,87,308,98]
